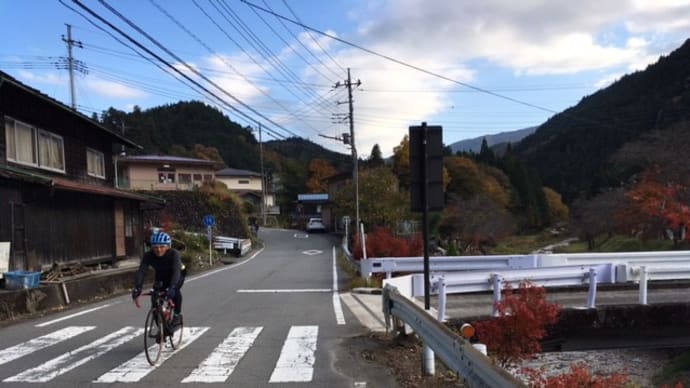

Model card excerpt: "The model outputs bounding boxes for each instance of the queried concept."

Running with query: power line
[93,0,299,139]
[240,0,558,115]
[149,0,323,135]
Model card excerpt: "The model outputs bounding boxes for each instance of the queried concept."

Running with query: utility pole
[334,68,361,228]
[258,123,267,225]
[62,24,83,110]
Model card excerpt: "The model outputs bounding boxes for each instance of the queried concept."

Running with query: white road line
[94,326,209,383]
[181,326,263,383]
[237,289,331,293]
[269,325,318,383]
[35,303,118,327]
[333,246,346,325]
[0,326,95,366]
[4,327,142,383]
[187,247,264,283]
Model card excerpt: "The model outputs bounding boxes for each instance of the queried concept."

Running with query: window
[193,174,202,182]
[179,173,192,184]
[86,148,105,179]
[5,117,65,173]
[158,172,175,184]
[238,179,250,184]
[203,174,212,182]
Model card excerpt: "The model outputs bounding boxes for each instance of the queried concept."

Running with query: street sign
[203,214,215,227]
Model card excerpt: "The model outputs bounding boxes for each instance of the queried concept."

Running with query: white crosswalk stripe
[0,324,321,384]
[269,325,319,383]
[4,327,142,383]
[94,326,209,383]
[181,326,263,383]
[0,326,95,366]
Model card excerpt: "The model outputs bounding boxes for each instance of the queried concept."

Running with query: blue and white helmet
[150,231,171,246]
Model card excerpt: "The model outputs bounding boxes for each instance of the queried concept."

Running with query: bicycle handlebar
[133,289,174,309]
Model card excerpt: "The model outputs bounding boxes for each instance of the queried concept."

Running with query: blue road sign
[203,214,215,227]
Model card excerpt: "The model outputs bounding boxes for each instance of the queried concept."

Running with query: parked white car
[305,217,326,233]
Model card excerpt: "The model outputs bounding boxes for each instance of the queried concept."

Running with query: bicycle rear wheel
[167,314,183,349]
[144,307,163,365]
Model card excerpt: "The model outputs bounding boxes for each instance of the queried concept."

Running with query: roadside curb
[351,287,382,295]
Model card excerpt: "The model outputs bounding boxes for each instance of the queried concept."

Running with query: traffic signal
[409,123,444,212]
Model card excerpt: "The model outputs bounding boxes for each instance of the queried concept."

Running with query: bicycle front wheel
[144,307,163,365]
[167,314,183,349]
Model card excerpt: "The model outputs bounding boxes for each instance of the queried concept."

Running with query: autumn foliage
[472,281,561,368]
[618,165,690,242]
[352,227,422,261]
[472,281,635,387]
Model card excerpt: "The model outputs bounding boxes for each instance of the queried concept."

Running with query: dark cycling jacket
[134,248,183,290]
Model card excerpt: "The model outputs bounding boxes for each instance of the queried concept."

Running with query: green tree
[366,144,384,168]
[391,135,410,190]
[333,166,411,229]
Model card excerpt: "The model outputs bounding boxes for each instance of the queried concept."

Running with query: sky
[1,0,689,159]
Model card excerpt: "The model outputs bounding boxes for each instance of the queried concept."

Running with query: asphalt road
[0,228,395,387]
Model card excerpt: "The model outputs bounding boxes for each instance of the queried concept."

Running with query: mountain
[448,126,537,154]
[100,101,350,174]
[513,38,690,202]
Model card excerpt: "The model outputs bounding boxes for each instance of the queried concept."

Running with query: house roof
[0,71,141,149]
[0,164,162,203]
[216,168,261,177]
[118,155,219,167]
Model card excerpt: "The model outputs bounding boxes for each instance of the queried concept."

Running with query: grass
[652,351,690,387]
[336,253,382,289]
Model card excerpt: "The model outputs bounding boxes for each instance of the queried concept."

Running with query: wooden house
[116,154,219,191]
[0,71,158,273]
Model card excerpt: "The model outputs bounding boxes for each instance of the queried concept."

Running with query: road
[0,228,392,387]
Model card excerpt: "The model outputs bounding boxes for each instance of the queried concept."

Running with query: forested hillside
[514,38,690,203]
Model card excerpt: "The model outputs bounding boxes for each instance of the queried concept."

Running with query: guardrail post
[422,345,435,376]
[639,266,648,305]
[491,274,502,317]
[586,268,597,308]
[437,278,447,322]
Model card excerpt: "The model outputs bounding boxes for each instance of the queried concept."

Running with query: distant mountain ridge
[448,126,537,153]
[513,38,690,202]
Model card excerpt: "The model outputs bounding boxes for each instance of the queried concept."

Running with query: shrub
[352,227,422,260]
[473,281,561,368]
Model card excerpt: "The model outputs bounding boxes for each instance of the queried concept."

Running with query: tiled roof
[0,70,141,149]
[118,155,219,166]
[0,163,161,203]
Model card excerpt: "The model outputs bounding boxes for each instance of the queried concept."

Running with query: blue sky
[1,0,689,158]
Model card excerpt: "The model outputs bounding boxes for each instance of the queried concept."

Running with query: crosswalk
[0,324,320,384]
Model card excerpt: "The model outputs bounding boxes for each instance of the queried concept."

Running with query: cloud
[305,0,690,156]
[85,78,147,99]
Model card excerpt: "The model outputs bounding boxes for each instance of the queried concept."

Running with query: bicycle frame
[135,288,182,365]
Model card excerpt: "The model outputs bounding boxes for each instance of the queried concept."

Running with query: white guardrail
[213,236,251,256]
[382,285,526,387]
[371,251,690,385]
[363,251,690,319]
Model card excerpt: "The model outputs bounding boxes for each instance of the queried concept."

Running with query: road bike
[134,288,184,365]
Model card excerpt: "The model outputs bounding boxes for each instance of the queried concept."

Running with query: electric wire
[93,0,297,139]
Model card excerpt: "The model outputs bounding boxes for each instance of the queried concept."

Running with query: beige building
[116,155,220,191]
[216,168,277,213]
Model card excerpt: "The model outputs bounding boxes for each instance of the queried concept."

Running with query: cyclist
[131,231,186,330]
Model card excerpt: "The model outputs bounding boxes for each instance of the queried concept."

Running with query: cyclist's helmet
[150,231,172,246]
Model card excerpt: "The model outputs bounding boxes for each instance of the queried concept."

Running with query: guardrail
[382,284,526,387]
[360,255,538,278]
[360,251,690,278]
[433,264,615,320]
[213,236,251,257]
